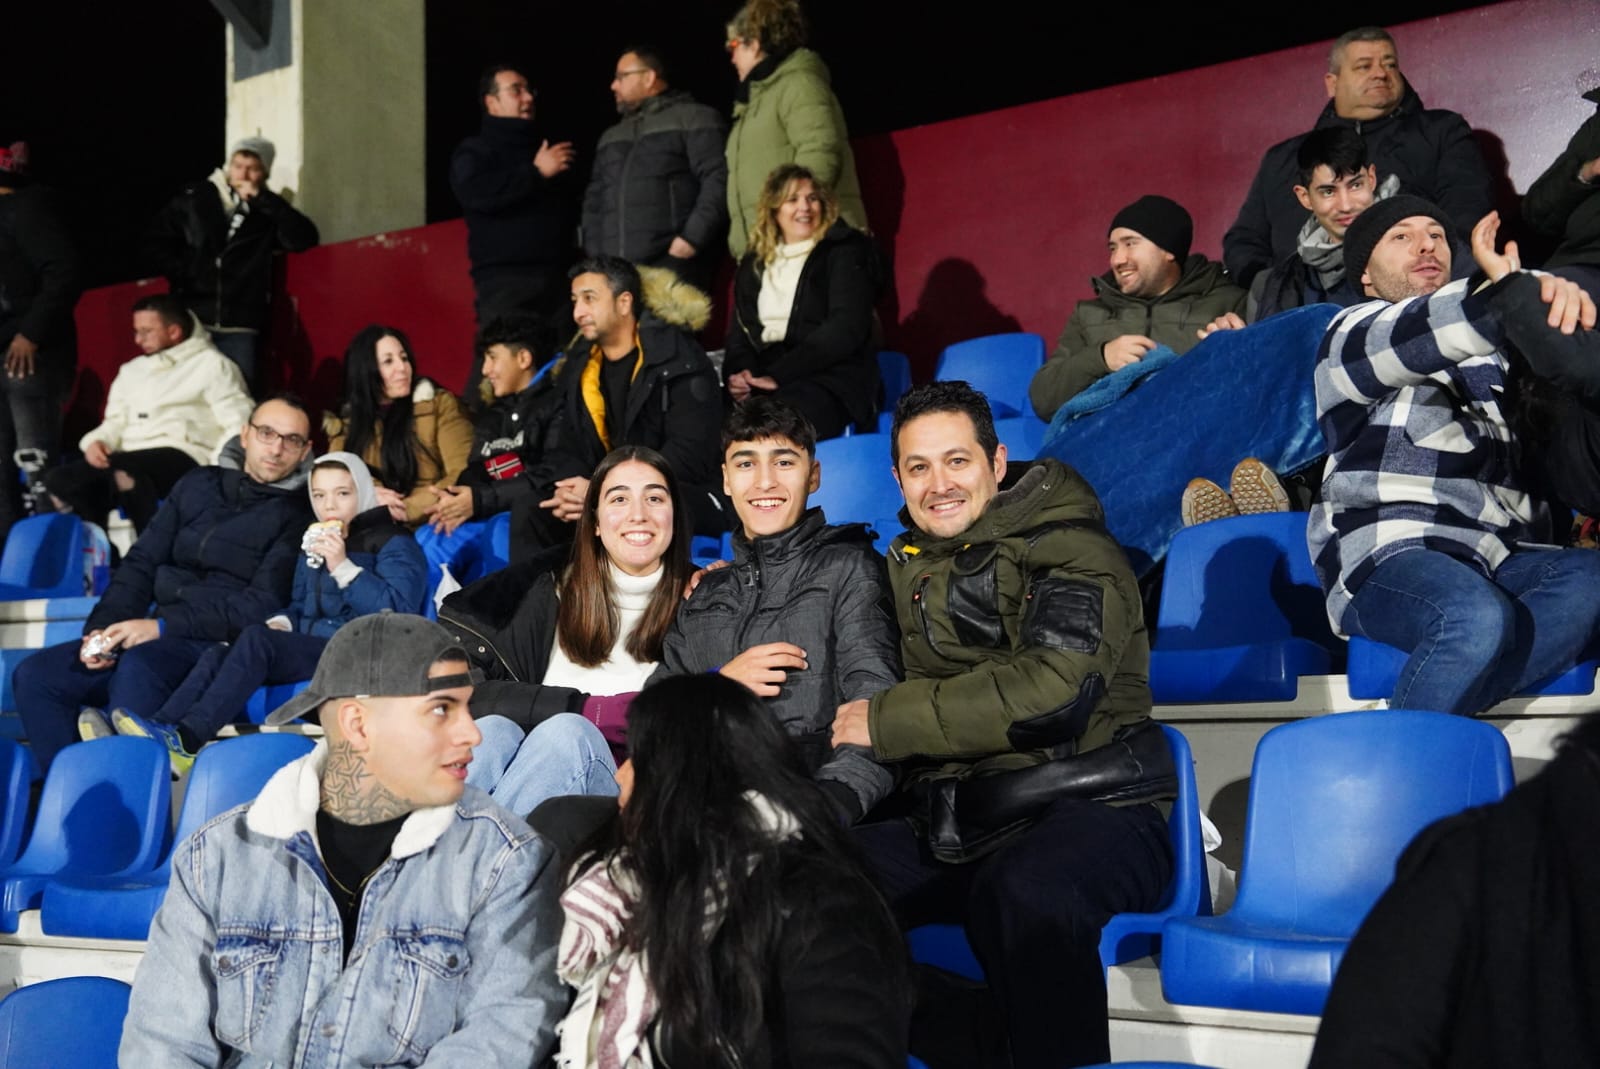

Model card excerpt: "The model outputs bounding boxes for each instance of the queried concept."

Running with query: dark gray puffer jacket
[655,508,901,819]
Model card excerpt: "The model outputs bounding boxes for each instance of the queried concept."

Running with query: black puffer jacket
[537,318,726,535]
[1522,89,1600,270]
[85,466,313,640]
[450,115,574,278]
[726,222,883,432]
[143,175,319,331]
[457,376,562,518]
[437,549,588,728]
[581,90,728,266]
[656,509,901,817]
[1223,84,1493,286]
[0,186,80,390]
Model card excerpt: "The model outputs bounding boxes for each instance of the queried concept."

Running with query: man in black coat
[513,255,726,560]
[143,137,319,388]
[1223,26,1492,288]
[1523,85,1600,294]
[0,140,80,533]
[12,396,314,771]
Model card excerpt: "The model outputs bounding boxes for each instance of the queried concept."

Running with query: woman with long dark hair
[725,163,882,440]
[447,446,697,815]
[551,672,911,1068]
[328,324,473,525]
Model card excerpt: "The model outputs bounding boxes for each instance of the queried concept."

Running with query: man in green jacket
[833,382,1172,1069]
[1028,195,1247,421]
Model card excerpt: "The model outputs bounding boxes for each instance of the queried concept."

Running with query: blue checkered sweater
[1308,277,1549,636]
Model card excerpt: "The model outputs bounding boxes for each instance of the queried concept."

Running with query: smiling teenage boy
[655,396,900,820]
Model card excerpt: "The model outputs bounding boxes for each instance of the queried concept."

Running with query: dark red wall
[68,0,1600,434]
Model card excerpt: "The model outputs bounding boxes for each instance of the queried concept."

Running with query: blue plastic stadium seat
[993,414,1048,461]
[243,679,312,725]
[42,733,315,940]
[0,736,170,931]
[873,351,914,433]
[933,332,1046,419]
[0,975,131,1068]
[1159,709,1513,1016]
[1346,634,1600,702]
[908,725,1211,979]
[812,433,901,552]
[481,511,512,576]
[0,514,87,600]
[1149,513,1342,704]
[0,739,33,871]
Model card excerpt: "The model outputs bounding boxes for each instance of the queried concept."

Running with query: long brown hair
[556,446,695,667]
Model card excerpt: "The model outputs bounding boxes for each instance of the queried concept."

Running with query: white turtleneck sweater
[758,237,817,344]
[542,563,664,696]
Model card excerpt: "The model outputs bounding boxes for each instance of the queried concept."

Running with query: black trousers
[855,797,1172,1069]
[44,447,198,533]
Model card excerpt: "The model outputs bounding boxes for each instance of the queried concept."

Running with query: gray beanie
[229,136,276,176]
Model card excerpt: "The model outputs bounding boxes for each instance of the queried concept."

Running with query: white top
[543,564,663,695]
[758,238,817,345]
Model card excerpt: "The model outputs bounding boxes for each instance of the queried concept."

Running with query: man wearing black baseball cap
[1310,201,1600,717]
[1029,194,1247,420]
[122,613,566,1067]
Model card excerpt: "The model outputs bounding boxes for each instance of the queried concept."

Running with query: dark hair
[568,255,643,312]
[253,391,311,423]
[1296,127,1370,187]
[1328,26,1396,73]
[311,458,350,476]
[721,395,817,457]
[475,315,555,365]
[341,325,436,496]
[131,294,193,339]
[621,44,668,81]
[571,673,905,1065]
[557,446,694,667]
[890,381,999,467]
[477,63,524,105]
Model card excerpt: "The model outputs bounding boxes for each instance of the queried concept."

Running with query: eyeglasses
[250,423,309,450]
[613,68,649,80]
[725,38,743,53]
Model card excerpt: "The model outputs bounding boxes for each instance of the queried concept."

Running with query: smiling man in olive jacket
[834,382,1173,1069]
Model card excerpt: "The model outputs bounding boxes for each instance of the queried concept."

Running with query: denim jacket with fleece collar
[120,742,566,1068]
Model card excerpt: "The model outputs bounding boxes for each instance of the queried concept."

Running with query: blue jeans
[13,635,219,770]
[1347,547,1600,715]
[467,714,618,818]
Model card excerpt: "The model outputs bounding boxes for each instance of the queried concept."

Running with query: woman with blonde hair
[723,0,867,256]
[724,163,882,439]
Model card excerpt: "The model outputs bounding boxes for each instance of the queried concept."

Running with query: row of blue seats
[913,708,1514,1018]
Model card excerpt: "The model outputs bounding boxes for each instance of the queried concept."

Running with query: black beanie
[1109,195,1193,263]
[1342,194,1455,282]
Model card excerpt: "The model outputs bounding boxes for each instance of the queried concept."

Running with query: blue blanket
[1040,304,1339,574]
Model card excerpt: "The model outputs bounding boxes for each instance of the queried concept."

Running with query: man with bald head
[1224,25,1492,287]
[1310,197,1600,716]
[121,613,564,1067]
[13,395,317,769]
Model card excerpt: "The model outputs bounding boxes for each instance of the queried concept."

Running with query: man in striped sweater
[1309,195,1600,715]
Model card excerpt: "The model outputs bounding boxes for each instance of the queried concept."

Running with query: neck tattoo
[320,739,413,825]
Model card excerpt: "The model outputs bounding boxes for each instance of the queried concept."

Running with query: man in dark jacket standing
[0,140,80,533]
[582,47,727,291]
[1029,195,1246,420]
[13,396,314,771]
[1223,26,1492,288]
[143,137,319,388]
[515,255,725,559]
[451,66,577,340]
[835,382,1172,1069]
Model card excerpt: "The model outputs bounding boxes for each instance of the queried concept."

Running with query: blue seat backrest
[0,515,84,597]
[1155,512,1336,651]
[934,332,1046,418]
[0,975,131,1068]
[0,740,32,870]
[173,735,316,847]
[1232,709,1512,937]
[8,736,170,878]
[813,433,900,531]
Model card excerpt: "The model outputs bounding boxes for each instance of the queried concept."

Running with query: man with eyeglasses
[581,45,727,290]
[451,64,577,404]
[13,395,315,772]
[38,293,253,536]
